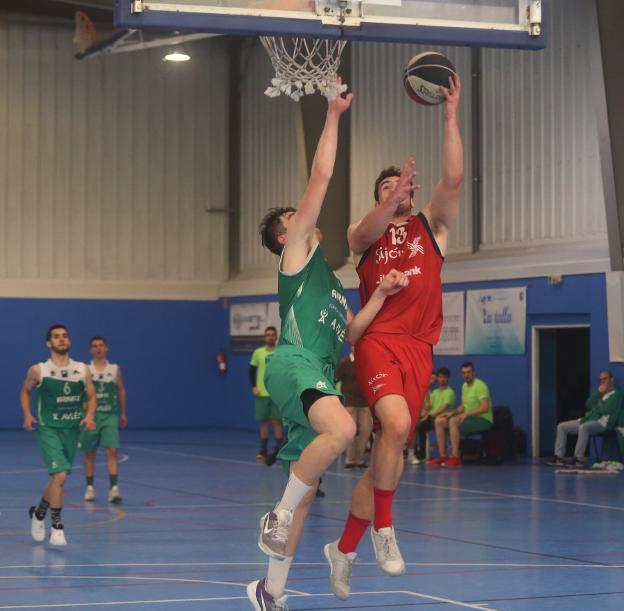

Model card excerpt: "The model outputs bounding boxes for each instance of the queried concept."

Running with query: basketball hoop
[260,36,348,101]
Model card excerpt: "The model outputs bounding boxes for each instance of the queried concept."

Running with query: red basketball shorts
[354,333,433,437]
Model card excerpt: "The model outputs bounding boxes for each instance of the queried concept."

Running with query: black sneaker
[264,452,278,467]
[316,486,326,498]
[256,450,268,461]
[344,462,356,469]
[545,456,566,467]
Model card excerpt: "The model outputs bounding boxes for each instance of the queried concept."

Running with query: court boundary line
[2,561,623,570]
[123,445,624,513]
[0,587,496,610]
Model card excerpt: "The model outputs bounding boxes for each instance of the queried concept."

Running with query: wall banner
[434,291,465,355]
[465,287,527,354]
[230,302,280,352]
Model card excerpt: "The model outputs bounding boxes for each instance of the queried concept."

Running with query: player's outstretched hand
[388,158,419,207]
[440,73,461,118]
[328,76,353,115]
[81,415,97,431]
[378,269,409,297]
[23,414,37,432]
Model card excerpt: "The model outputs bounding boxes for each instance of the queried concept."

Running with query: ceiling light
[163,51,190,62]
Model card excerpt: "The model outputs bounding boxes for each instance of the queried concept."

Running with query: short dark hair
[259,207,296,256]
[437,367,451,377]
[46,324,68,342]
[373,166,414,202]
[90,335,107,346]
[265,326,277,334]
[461,362,474,370]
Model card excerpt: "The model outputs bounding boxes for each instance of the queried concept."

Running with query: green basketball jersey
[89,362,119,419]
[37,359,87,429]
[277,242,347,370]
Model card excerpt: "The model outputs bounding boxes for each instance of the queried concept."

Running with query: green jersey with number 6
[278,242,347,370]
[89,362,119,421]
[37,360,87,428]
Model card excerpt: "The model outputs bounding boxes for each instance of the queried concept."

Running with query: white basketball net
[260,36,348,101]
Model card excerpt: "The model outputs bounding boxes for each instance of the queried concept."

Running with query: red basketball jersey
[356,212,443,343]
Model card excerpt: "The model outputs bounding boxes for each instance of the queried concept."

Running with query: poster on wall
[434,291,465,355]
[465,287,527,354]
[230,302,281,352]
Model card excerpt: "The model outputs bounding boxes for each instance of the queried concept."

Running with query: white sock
[275,472,312,513]
[266,555,293,599]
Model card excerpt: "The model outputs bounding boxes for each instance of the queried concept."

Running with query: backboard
[115,0,547,49]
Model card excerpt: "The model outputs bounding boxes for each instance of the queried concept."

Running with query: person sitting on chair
[429,362,492,468]
[548,370,622,468]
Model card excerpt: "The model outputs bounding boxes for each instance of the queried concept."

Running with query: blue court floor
[1,429,623,610]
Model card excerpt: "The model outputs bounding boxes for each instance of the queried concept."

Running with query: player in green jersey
[247,82,409,611]
[20,324,97,546]
[81,336,128,503]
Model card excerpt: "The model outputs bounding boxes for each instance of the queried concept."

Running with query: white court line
[0,597,247,609]
[0,590,494,610]
[0,575,308,597]
[0,454,129,476]
[124,445,624,513]
[403,590,497,610]
[2,561,623,570]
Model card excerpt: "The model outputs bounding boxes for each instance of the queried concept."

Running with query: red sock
[337,511,371,554]
[373,488,395,531]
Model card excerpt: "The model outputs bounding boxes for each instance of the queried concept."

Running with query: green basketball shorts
[254,396,282,421]
[265,345,342,473]
[79,415,120,452]
[37,426,81,475]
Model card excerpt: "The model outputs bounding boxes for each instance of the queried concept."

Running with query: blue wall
[1,298,229,429]
[3,272,623,452]
[223,273,624,453]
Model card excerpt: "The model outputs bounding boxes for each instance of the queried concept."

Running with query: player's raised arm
[348,158,417,255]
[282,84,352,265]
[423,74,463,235]
[346,269,409,344]
[20,365,41,432]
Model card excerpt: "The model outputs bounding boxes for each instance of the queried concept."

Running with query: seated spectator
[548,370,622,467]
[406,373,436,464]
[408,368,455,464]
[335,350,372,469]
[429,362,492,468]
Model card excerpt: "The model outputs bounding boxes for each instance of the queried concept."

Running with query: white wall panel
[238,41,305,276]
[0,22,229,298]
[480,0,606,248]
[350,43,473,256]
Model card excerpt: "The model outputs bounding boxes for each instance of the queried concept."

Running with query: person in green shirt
[247,82,409,611]
[249,326,283,463]
[423,367,457,464]
[549,370,622,467]
[20,324,97,546]
[431,362,492,468]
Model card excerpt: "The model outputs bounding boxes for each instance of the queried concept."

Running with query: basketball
[403,51,456,106]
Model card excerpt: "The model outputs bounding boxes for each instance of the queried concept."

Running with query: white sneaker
[29,507,45,542]
[371,526,405,575]
[108,485,122,503]
[49,525,67,546]
[406,449,421,465]
[258,508,293,560]
[84,485,96,502]
[324,539,357,600]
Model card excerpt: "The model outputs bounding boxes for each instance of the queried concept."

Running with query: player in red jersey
[323,74,463,600]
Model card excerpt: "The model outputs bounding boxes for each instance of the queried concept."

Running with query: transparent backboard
[115,0,547,48]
